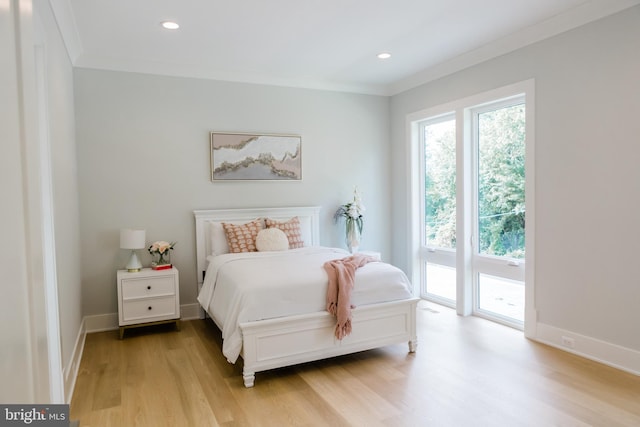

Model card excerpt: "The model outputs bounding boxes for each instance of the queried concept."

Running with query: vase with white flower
[333,187,365,253]
[148,240,175,270]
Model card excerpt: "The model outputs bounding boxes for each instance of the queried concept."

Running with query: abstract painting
[210,132,302,181]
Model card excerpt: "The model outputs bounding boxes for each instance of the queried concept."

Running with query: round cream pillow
[255,228,289,251]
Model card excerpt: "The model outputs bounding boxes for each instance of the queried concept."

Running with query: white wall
[74,70,390,318]
[35,1,83,399]
[391,6,640,359]
[0,0,81,402]
[1,0,36,403]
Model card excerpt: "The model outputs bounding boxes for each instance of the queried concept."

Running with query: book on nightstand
[152,264,173,271]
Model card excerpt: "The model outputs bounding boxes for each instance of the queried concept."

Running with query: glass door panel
[422,116,456,303]
[477,273,524,323]
[473,101,525,326]
[426,263,456,302]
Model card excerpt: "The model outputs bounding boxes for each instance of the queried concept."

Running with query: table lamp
[120,229,146,272]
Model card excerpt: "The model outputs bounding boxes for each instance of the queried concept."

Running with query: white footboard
[239,298,419,387]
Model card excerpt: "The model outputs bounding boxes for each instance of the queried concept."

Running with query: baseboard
[84,303,202,333]
[84,312,119,333]
[63,318,87,403]
[535,322,640,376]
[180,303,202,321]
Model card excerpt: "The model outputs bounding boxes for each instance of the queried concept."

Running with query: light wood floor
[70,301,640,426]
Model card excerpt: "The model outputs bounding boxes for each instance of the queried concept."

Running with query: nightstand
[117,267,180,339]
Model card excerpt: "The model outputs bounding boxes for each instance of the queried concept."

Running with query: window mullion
[456,108,473,316]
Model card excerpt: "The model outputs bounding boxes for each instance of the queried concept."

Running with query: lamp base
[125,250,143,272]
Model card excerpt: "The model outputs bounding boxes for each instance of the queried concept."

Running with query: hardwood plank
[71,301,640,426]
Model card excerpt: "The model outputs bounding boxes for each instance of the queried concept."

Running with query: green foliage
[424,120,457,249]
[477,104,525,258]
[424,104,525,258]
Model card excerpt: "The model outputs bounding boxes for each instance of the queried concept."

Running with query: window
[409,81,535,332]
[472,98,526,327]
[420,115,457,305]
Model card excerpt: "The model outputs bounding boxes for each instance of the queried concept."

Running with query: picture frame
[210,132,302,181]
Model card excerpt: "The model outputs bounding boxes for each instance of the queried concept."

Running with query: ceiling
[50,0,640,95]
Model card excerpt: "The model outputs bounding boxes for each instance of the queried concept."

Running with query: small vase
[345,220,361,253]
[152,251,170,266]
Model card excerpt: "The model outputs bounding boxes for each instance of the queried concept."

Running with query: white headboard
[193,206,321,288]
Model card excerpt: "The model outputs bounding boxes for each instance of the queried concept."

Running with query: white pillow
[255,228,289,252]
[208,221,229,255]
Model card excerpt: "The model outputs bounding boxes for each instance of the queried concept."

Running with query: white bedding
[197,246,414,363]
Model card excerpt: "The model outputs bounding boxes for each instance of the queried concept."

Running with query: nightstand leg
[119,327,125,339]
[175,319,181,332]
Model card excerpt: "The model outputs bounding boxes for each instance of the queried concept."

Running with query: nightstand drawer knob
[147,285,151,290]
[148,306,152,310]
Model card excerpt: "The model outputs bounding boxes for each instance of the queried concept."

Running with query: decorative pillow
[265,216,304,249]
[221,219,264,253]
[255,228,289,252]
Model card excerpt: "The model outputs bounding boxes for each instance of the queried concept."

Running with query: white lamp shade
[120,229,146,249]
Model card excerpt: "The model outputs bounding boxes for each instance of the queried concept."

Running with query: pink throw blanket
[324,254,377,340]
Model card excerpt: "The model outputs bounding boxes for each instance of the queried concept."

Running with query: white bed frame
[194,206,419,387]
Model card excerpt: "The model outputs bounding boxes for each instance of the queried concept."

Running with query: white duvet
[197,247,414,363]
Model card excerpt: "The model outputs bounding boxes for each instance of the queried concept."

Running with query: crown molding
[388,0,640,95]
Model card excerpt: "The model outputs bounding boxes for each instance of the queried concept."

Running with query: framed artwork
[210,132,302,181]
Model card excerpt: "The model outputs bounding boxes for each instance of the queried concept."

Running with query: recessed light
[377,52,391,59]
[161,21,180,30]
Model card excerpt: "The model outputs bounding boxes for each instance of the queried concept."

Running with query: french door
[414,83,533,329]
[471,99,526,327]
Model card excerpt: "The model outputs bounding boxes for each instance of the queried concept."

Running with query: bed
[194,206,419,387]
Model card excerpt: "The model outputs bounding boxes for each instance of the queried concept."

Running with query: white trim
[405,119,420,296]
[83,303,204,333]
[535,323,640,376]
[35,39,65,405]
[389,0,640,95]
[468,94,526,329]
[522,80,537,338]
[83,313,118,333]
[406,80,535,325]
[63,318,86,403]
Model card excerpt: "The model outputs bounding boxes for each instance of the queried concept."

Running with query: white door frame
[406,80,536,337]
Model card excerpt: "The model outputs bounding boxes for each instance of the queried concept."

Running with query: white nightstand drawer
[121,275,175,299]
[117,268,180,336]
[121,296,178,324]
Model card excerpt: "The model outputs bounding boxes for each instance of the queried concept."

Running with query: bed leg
[243,371,255,388]
[408,339,418,353]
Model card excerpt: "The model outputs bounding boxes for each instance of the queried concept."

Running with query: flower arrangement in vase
[333,187,365,253]
[148,240,175,270]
